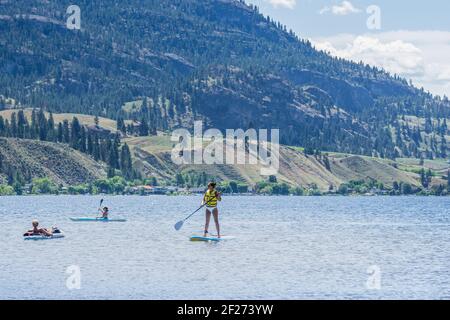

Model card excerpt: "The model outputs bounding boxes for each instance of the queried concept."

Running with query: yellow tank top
[204,190,218,207]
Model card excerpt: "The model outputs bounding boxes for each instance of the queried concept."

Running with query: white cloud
[267,0,297,9]
[312,31,450,97]
[319,7,331,15]
[315,36,424,76]
[320,1,361,16]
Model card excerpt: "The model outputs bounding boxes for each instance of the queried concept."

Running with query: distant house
[132,185,170,195]
[23,183,33,194]
[188,187,206,194]
[165,186,178,193]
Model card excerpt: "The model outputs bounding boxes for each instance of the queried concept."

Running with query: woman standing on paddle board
[203,182,222,238]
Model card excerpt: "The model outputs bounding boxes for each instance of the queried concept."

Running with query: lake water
[0,195,449,300]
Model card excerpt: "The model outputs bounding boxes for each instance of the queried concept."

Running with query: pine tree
[100,139,109,162]
[10,112,17,137]
[30,109,38,139]
[57,122,63,142]
[62,120,70,143]
[120,143,133,180]
[47,112,55,142]
[87,131,93,155]
[71,117,81,149]
[425,169,433,188]
[420,169,428,188]
[107,136,120,169]
[447,170,450,189]
[79,126,87,152]
[323,154,331,171]
[393,181,400,191]
[117,117,126,135]
[4,119,10,137]
[150,176,158,186]
[93,134,100,161]
[17,110,27,139]
[112,134,121,168]
[175,173,184,187]
[37,109,48,141]
[139,117,149,136]
[107,166,116,178]
[440,136,447,158]
[0,116,5,136]
[201,171,207,186]
[126,124,133,136]
[141,97,149,114]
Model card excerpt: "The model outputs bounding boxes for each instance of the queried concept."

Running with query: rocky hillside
[0,0,448,160]
[126,136,449,191]
[0,138,107,185]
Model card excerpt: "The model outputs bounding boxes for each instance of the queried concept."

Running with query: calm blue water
[0,195,449,300]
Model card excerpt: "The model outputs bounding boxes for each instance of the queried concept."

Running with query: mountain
[0,0,449,161]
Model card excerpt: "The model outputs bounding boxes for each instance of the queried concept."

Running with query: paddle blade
[174,220,184,231]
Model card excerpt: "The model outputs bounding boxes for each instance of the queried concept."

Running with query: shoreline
[0,194,448,197]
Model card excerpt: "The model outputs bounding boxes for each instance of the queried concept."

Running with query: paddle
[174,203,207,231]
[96,199,104,219]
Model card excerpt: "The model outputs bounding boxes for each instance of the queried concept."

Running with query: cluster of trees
[0,176,130,195]
[220,181,250,194]
[252,176,306,196]
[338,180,385,195]
[420,169,434,188]
[2,171,449,196]
[0,177,59,196]
[0,109,138,183]
[302,149,332,170]
[337,177,450,196]
[389,116,448,160]
[0,175,163,196]
[0,184,14,195]
[174,171,210,188]
[116,97,170,137]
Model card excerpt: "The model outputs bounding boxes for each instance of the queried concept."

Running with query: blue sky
[248,0,450,97]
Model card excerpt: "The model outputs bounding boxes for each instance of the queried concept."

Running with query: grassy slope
[125,136,449,190]
[0,109,136,133]
[0,138,107,185]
